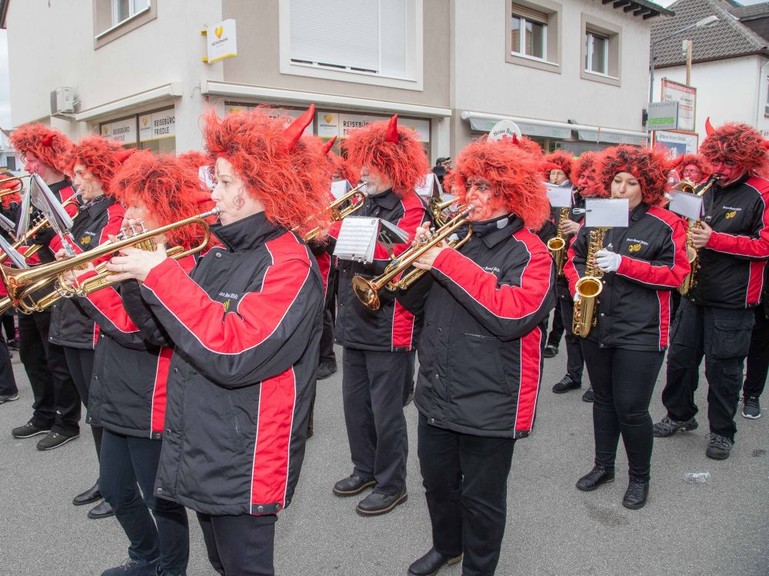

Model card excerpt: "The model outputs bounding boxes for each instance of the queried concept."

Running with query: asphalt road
[1,339,767,576]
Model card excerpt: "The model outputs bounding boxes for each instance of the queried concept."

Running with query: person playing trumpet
[566,145,689,509]
[397,138,554,576]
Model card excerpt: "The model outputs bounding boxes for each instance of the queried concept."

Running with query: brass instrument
[572,227,607,338]
[678,175,717,296]
[0,174,26,195]
[674,179,696,194]
[547,207,570,277]
[3,208,220,312]
[429,196,461,228]
[302,184,365,242]
[352,207,473,311]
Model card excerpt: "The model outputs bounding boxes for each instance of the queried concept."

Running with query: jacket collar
[367,188,400,211]
[629,203,649,223]
[80,195,113,217]
[211,211,285,252]
[471,213,524,249]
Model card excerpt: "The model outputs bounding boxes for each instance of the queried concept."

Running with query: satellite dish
[488,119,522,141]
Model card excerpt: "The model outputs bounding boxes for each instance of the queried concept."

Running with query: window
[112,0,150,27]
[506,1,561,73]
[580,16,621,86]
[279,0,423,91]
[585,32,608,75]
[98,107,176,153]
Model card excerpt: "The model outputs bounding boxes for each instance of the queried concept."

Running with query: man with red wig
[397,138,554,576]
[8,125,80,456]
[330,116,429,516]
[656,123,769,461]
[109,106,329,576]
[668,153,711,185]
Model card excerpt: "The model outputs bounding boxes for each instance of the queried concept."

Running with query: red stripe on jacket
[251,367,297,510]
[515,327,543,434]
[707,178,769,259]
[657,291,671,349]
[151,349,173,435]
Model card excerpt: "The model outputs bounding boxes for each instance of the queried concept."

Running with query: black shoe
[73,481,102,506]
[0,392,19,404]
[11,420,51,439]
[581,387,595,403]
[333,474,375,497]
[543,344,559,358]
[36,431,79,451]
[88,499,115,520]
[622,479,649,510]
[706,433,733,460]
[356,489,407,516]
[6,339,18,350]
[576,465,615,492]
[653,415,698,438]
[101,556,158,576]
[742,396,761,419]
[317,360,338,380]
[408,548,463,576]
[552,375,580,394]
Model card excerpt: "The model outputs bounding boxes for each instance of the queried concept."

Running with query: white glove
[573,292,581,303]
[595,249,621,273]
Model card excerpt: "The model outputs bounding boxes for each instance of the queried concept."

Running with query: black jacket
[397,214,555,439]
[692,176,769,309]
[48,196,125,348]
[565,204,689,351]
[139,213,324,516]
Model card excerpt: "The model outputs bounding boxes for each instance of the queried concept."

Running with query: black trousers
[0,337,17,396]
[100,429,189,574]
[18,311,80,435]
[558,294,584,385]
[582,341,663,481]
[64,346,102,458]
[197,512,277,576]
[546,292,564,348]
[319,267,337,365]
[662,299,754,441]
[342,348,412,493]
[417,414,515,576]
[744,304,769,399]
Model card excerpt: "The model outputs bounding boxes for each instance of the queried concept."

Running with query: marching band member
[330,115,429,516]
[7,126,80,454]
[398,138,554,576]
[50,135,128,519]
[668,153,712,186]
[70,152,205,576]
[567,145,689,509]
[550,151,608,402]
[655,122,769,460]
[107,106,329,576]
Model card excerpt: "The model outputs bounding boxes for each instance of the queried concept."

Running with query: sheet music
[331,179,352,200]
[584,199,629,228]
[668,191,703,221]
[0,235,28,269]
[334,216,379,263]
[415,173,440,200]
[546,184,573,208]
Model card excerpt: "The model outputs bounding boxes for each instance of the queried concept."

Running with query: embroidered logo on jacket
[222,300,231,313]
[628,243,642,253]
[725,210,737,220]
[80,235,92,245]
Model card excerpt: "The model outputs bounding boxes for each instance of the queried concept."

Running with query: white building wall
[453,0,651,133]
[652,55,769,140]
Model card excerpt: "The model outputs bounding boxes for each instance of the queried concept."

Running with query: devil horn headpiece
[284,104,316,150]
[322,136,337,155]
[385,115,400,144]
[705,117,715,137]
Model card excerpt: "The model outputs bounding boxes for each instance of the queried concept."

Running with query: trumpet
[547,207,570,277]
[352,207,473,311]
[429,196,462,228]
[678,175,717,296]
[3,208,220,311]
[302,183,365,242]
[0,174,26,195]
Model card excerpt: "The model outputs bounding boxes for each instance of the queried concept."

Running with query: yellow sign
[203,19,237,64]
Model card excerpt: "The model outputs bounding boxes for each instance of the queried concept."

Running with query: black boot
[73,480,101,506]
[622,479,649,510]
[408,548,462,576]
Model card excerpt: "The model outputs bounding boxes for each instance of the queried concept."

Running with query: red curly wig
[455,137,550,230]
[203,107,331,235]
[328,151,360,187]
[9,124,73,174]
[544,150,574,179]
[176,150,209,171]
[598,145,668,205]
[341,116,429,197]
[69,136,135,196]
[699,123,767,176]
[571,151,608,198]
[112,151,215,250]
[667,153,711,182]
[510,135,544,161]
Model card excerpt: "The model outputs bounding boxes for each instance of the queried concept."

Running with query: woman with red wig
[565,145,689,509]
[67,151,208,576]
[329,116,429,517]
[397,138,555,576]
[108,107,330,576]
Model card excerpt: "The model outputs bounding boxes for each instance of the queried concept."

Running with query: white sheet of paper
[546,184,573,208]
[333,216,379,263]
[668,191,703,221]
[584,199,629,228]
[415,173,440,199]
[330,179,352,200]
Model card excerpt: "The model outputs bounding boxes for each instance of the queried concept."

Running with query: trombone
[352,207,473,311]
[302,183,365,242]
[3,208,220,312]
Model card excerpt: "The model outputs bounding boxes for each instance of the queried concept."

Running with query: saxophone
[547,207,570,277]
[678,175,718,296]
[572,227,607,338]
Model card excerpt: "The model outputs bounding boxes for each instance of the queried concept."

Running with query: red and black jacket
[75,255,195,438]
[565,203,689,351]
[693,176,769,309]
[329,189,428,352]
[48,196,125,349]
[397,215,555,439]
[138,212,324,516]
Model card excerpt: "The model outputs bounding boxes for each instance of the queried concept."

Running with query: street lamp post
[649,15,719,104]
